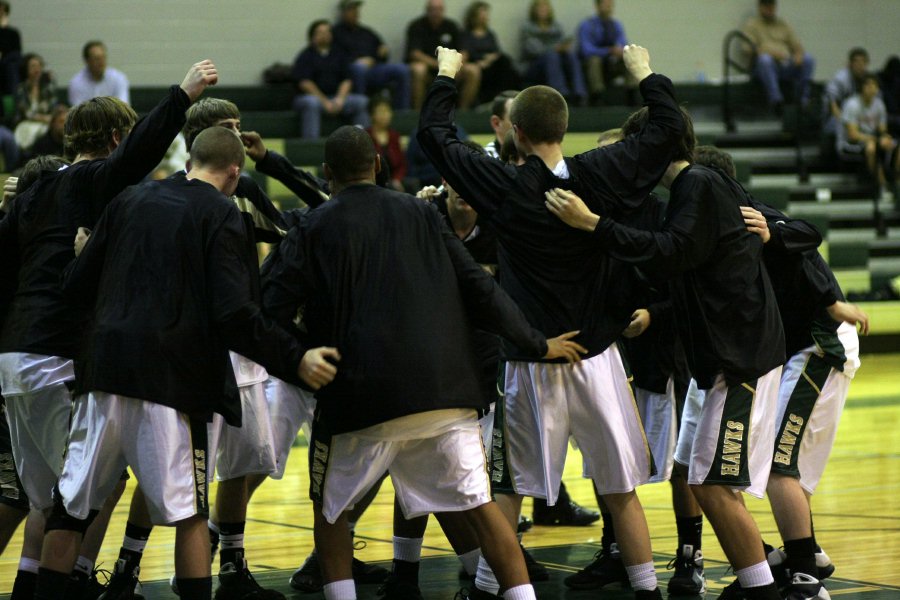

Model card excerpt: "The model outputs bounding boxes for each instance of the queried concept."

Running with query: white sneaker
[783,572,830,600]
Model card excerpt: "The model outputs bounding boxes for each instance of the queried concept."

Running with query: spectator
[332,0,411,109]
[28,104,67,159]
[405,0,480,109]
[459,1,521,105]
[365,96,414,192]
[742,0,815,114]
[14,53,59,150]
[837,74,899,199]
[823,48,869,136]
[577,0,635,105]
[291,19,369,139]
[520,0,586,105]
[879,55,900,137]
[0,1,20,96]
[68,40,130,106]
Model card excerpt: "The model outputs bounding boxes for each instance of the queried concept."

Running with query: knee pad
[44,487,97,535]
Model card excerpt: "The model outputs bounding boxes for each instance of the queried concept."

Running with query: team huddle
[0,44,869,600]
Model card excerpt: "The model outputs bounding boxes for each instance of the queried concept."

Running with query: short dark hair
[183,98,241,150]
[693,145,736,178]
[308,19,330,42]
[848,47,869,63]
[82,40,105,61]
[65,96,137,158]
[861,73,880,87]
[16,155,69,195]
[325,125,377,182]
[189,127,245,171]
[759,0,775,5]
[491,90,518,120]
[0,2,10,16]
[509,85,568,144]
[621,106,695,162]
[367,95,392,116]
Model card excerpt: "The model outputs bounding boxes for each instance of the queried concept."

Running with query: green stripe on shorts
[772,354,832,476]
[706,379,757,486]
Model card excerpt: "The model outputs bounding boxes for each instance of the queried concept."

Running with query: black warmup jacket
[61,177,305,426]
[0,85,191,360]
[731,178,847,369]
[260,183,548,434]
[593,165,786,389]
[417,73,684,361]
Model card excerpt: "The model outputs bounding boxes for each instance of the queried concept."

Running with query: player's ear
[323,162,333,181]
[374,154,382,175]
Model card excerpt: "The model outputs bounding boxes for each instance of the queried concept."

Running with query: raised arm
[243,131,329,210]
[573,46,684,213]
[416,47,515,219]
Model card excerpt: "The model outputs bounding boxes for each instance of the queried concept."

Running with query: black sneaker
[533,500,600,526]
[635,589,663,600]
[766,546,835,583]
[667,545,707,595]
[216,556,285,600]
[517,515,533,534]
[352,557,390,585]
[289,552,322,593]
[97,559,143,600]
[453,587,502,600]
[782,573,830,600]
[563,543,629,590]
[520,544,549,582]
[376,576,424,600]
[718,579,745,600]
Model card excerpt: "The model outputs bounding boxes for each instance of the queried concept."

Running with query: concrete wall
[12,0,900,88]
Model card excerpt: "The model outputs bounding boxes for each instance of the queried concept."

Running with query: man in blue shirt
[577,0,635,104]
[333,0,411,110]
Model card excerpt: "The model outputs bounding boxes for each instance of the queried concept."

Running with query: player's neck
[331,178,374,195]
[187,168,231,194]
[528,142,564,171]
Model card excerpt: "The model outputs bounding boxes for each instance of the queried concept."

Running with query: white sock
[392,536,423,563]
[220,531,244,552]
[737,560,775,588]
[503,584,536,600]
[458,548,482,576]
[73,556,94,576]
[475,556,500,595]
[625,561,657,591]
[18,557,39,574]
[323,579,356,600]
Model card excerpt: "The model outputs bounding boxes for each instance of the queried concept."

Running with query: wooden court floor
[1,353,898,598]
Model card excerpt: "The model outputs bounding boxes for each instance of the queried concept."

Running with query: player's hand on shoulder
[623,309,651,338]
[1,175,16,213]
[544,330,588,364]
[436,47,464,79]
[299,347,341,390]
[623,44,653,82]
[416,185,442,202]
[74,227,91,257]
[544,188,600,232]
[240,131,267,162]
[180,59,218,103]
[741,206,771,243]
[826,301,870,336]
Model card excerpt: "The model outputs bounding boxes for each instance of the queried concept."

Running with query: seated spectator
[28,103,67,159]
[459,1,521,105]
[823,48,869,137]
[0,1,20,96]
[520,0,586,105]
[333,0,411,109]
[577,0,635,104]
[68,40,130,106]
[742,0,815,114]
[291,19,369,139]
[880,55,900,137]
[837,74,899,199]
[366,96,415,192]
[14,53,59,150]
[405,0,480,109]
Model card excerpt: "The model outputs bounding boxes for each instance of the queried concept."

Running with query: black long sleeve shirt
[593,165,785,389]
[417,73,684,360]
[61,177,305,425]
[261,183,548,434]
[0,86,191,360]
